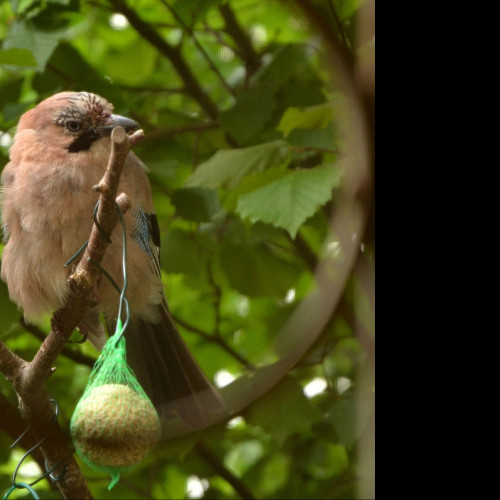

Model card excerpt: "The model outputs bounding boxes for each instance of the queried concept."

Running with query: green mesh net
[70,323,161,490]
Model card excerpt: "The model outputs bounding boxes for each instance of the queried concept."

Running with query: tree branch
[218,3,260,75]
[172,314,256,371]
[195,441,255,500]
[0,393,58,492]
[20,318,96,368]
[0,126,143,500]
[159,0,236,98]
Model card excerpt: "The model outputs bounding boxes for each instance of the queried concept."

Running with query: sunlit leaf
[0,48,37,67]
[277,102,334,138]
[236,163,341,238]
[223,439,264,475]
[185,140,289,189]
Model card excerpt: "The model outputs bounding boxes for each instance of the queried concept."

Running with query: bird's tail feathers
[123,305,226,430]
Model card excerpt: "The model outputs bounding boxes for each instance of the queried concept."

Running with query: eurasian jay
[0,91,225,428]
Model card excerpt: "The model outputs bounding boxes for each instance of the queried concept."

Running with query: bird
[0,91,225,429]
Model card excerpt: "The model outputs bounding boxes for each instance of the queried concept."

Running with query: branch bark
[0,126,143,500]
[195,441,256,500]
[218,3,260,75]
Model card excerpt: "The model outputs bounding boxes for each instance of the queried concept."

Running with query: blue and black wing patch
[132,204,162,280]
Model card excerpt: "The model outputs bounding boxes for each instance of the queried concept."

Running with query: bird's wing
[132,203,163,286]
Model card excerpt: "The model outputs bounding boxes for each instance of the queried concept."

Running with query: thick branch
[0,393,56,490]
[0,339,27,382]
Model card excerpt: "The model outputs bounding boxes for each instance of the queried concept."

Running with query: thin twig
[0,393,57,491]
[195,441,256,500]
[159,0,236,97]
[326,0,351,52]
[172,315,256,371]
[20,318,96,368]
[218,3,260,75]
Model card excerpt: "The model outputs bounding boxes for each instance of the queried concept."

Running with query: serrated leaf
[277,102,334,138]
[185,140,289,190]
[0,48,37,67]
[245,376,322,446]
[2,19,65,71]
[236,163,341,238]
[223,166,288,213]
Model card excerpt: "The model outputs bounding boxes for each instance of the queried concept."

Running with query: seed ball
[71,384,161,469]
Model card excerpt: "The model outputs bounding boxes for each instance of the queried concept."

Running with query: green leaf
[160,228,206,278]
[172,187,222,222]
[245,376,322,446]
[223,166,289,213]
[0,48,37,67]
[36,42,100,84]
[254,44,309,93]
[236,163,341,238]
[277,102,334,138]
[173,0,222,27]
[218,241,302,297]
[287,123,336,151]
[0,78,23,109]
[185,140,289,190]
[219,85,277,145]
[105,39,158,85]
[2,19,65,71]
[259,453,291,494]
[305,442,349,479]
[223,439,264,476]
[329,390,375,448]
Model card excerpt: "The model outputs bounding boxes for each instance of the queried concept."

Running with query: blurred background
[0,1,374,498]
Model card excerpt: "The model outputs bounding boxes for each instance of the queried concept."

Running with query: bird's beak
[96,114,140,136]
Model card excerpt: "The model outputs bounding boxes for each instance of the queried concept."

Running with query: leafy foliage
[0,1,374,499]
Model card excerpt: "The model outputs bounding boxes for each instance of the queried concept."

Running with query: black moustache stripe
[67,130,101,153]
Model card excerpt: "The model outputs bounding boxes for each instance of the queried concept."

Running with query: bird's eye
[66,120,81,132]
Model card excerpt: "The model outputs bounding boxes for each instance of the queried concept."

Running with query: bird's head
[17,91,139,153]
